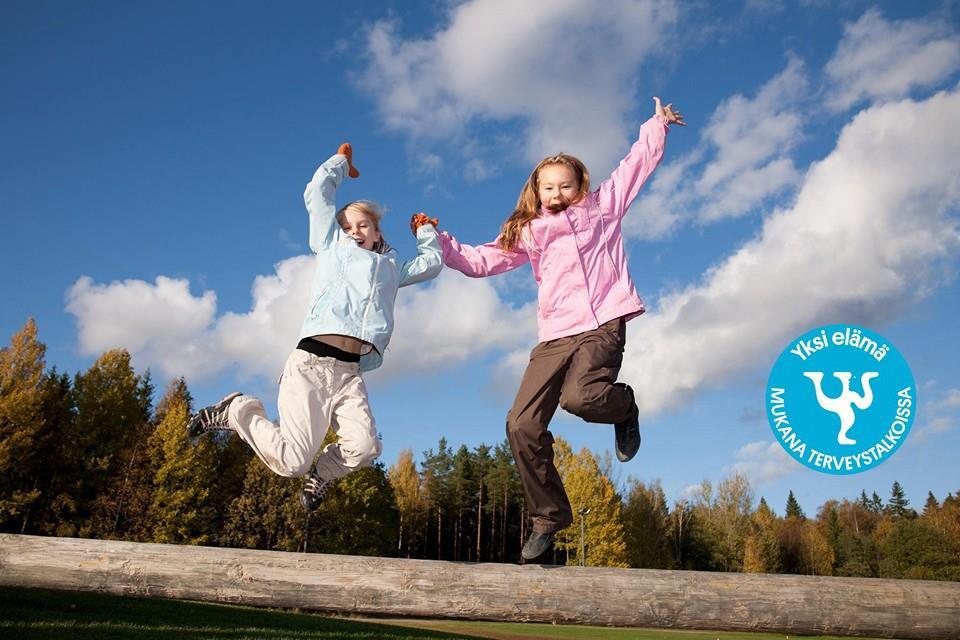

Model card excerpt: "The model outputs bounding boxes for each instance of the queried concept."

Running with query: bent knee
[342,435,381,469]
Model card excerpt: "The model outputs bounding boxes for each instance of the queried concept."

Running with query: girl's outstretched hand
[410,212,439,235]
[337,142,360,178]
[653,97,686,126]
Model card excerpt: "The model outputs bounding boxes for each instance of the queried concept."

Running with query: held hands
[653,97,686,126]
[410,212,439,235]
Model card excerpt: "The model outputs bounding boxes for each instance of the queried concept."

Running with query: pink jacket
[438,115,669,343]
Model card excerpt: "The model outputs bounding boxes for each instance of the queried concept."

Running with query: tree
[146,379,220,544]
[785,490,805,519]
[553,438,628,567]
[26,369,75,536]
[485,440,524,563]
[222,457,303,552]
[0,319,47,532]
[306,462,399,557]
[743,497,781,573]
[60,349,151,537]
[886,481,915,519]
[421,438,453,560]
[623,479,672,569]
[388,449,428,557]
[690,474,754,572]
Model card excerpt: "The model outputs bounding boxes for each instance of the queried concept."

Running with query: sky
[3,0,959,518]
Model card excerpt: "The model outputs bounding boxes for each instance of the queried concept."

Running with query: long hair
[337,200,391,254]
[498,154,590,252]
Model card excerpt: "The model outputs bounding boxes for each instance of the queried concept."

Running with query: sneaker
[187,392,242,438]
[521,530,555,562]
[613,383,641,462]
[300,471,336,512]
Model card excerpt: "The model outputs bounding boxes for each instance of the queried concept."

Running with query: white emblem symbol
[803,372,879,445]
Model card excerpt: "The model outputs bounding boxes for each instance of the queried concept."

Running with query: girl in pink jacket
[439,98,685,562]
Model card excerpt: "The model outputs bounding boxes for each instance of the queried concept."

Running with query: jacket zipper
[359,253,382,340]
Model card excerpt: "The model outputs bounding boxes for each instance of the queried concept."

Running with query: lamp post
[577,507,590,567]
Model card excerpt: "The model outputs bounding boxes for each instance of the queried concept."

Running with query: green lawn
[0,587,890,640]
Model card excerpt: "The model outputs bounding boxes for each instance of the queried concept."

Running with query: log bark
[1,534,958,639]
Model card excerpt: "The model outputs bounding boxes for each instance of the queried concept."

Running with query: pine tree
[449,444,474,561]
[0,319,47,532]
[421,438,453,560]
[886,481,914,519]
[553,438,628,567]
[923,491,939,518]
[622,479,672,568]
[61,349,151,537]
[146,379,220,544]
[222,457,303,551]
[27,369,75,536]
[785,490,805,519]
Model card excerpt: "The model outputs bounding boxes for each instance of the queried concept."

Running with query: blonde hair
[498,154,590,251]
[336,200,391,254]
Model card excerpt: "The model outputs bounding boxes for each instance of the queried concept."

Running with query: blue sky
[3,0,959,517]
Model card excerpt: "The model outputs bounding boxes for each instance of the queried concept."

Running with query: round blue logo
[766,324,915,475]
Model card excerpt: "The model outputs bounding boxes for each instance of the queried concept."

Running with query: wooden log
[1,534,958,639]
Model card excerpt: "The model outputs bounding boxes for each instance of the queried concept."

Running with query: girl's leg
[506,336,577,535]
[559,317,634,424]
[229,350,334,477]
[311,362,381,481]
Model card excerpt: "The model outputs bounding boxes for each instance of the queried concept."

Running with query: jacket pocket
[308,285,331,318]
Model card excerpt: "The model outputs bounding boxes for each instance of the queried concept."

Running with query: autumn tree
[553,438,628,567]
[389,448,428,557]
[146,379,220,544]
[0,319,47,532]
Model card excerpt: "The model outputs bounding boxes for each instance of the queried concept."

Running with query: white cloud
[626,57,807,237]
[825,8,960,112]
[725,440,799,486]
[374,270,537,380]
[358,0,679,176]
[66,276,219,378]
[66,259,534,386]
[616,88,960,418]
[911,387,960,443]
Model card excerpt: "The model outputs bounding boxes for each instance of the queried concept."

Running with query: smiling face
[537,163,581,212]
[339,206,382,251]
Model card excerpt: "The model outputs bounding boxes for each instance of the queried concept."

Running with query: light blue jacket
[298,154,442,372]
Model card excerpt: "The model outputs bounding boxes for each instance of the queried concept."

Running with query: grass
[0,587,466,640]
[0,587,890,640]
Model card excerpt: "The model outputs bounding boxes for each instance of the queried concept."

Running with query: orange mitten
[337,143,360,178]
[409,212,439,235]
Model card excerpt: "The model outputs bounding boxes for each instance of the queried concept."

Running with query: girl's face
[340,209,382,251]
[537,163,581,212]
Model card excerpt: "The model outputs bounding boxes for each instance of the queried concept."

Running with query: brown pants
[506,317,633,534]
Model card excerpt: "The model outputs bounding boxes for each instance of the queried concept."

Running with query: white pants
[229,349,382,480]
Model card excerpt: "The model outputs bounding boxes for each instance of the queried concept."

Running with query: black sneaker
[613,383,641,462]
[187,392,242,438]
[300,471,336,512]
[521,530,555,562]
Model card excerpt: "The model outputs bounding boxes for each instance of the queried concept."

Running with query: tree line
[2,319,958,580]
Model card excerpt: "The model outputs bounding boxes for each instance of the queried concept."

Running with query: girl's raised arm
[303,154,351,253]
[598,97,685,220]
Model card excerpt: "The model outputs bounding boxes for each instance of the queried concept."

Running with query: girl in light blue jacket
[188,144,442,511]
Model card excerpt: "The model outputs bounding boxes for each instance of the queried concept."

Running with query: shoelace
[303,475,334,500]
[198,406,232,432]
